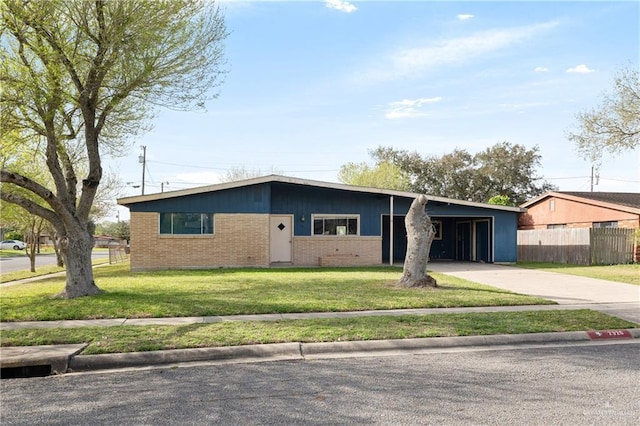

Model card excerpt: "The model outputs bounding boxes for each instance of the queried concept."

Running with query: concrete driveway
[429,262,640,323]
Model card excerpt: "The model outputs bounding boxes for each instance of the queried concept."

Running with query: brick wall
[523,219,639,230]
[130,212,269,271]
[520,197,639,229]
[293,236,382,266]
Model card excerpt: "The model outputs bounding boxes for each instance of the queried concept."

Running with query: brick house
[518,191,640,230]
[118,175,524,271]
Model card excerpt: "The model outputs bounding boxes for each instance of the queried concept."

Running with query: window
[312,215,359,236]
[159,213,214,235]
[432,221,442,240]
[549,199,555,211]
[547,224,566,229]
[593,221,618,228]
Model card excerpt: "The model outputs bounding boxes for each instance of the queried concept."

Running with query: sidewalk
[2,302,639,376]
[1,302,639,331]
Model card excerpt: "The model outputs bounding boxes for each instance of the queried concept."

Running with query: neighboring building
[117,175,525,271]
[519,191,640,230]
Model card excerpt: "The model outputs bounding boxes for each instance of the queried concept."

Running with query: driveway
[429,262,640,323]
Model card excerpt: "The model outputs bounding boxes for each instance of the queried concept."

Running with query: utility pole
[139,145,146,195]
[590,165,599,192]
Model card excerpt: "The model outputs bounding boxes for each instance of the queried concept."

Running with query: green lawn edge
[516,262,640,286]
[2,310,636,355]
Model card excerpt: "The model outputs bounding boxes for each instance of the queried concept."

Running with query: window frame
[432,220,442,240]
[592,221,618,229]
[547,224,567,229]
[159,213,214,235]
[311,214,360,236]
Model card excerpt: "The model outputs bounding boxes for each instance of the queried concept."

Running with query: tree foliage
[487,195,513,207]
[568,66,640,163]
[219,166,283,183]
[95,220,130,242]
[0,0,227,298]
[338,161,410,190]
[370,142,555,205]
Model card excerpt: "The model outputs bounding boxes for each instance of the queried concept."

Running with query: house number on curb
[586,330,633,340]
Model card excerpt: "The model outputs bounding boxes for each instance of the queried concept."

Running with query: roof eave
[118,174,525,212]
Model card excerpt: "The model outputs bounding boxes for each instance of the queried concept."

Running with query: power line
[146,159,339,174]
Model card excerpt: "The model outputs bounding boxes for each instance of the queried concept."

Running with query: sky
[109,0,639,221]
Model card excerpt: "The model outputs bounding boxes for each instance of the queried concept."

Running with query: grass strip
[1,310,635,355]
[1,264,554,322]
[0,257,111,283]
[517,262,640,286]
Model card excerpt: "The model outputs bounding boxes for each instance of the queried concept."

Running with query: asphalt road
[0,251,109,274]
[1,342,638,425]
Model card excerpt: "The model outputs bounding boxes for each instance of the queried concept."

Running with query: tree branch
[0,169,74,225]
[0,190,63,230]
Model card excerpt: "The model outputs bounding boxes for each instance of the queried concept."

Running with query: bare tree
[568,66,640,164]
[219,166,284,183]
[397,195,438,288]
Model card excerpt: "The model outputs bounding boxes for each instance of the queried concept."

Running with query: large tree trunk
[397,195,437,288]
[57,229,100,298]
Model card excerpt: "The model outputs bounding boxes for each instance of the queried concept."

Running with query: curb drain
[1,364,52,379]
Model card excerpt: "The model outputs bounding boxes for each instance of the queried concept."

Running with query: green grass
[0,256,111,283]
[517,262,640,286]
[0,263,554,322]
[0,249,28,258]
[1,310,634,354]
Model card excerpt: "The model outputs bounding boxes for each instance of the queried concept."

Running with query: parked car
[0,240,26,250]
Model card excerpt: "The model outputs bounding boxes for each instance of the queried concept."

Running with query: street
[0,251,109,275]
[1,342,638,425]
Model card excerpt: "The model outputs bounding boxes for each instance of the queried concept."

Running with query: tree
[487,195,513,206]
[338,161,410,190]
[568,66,640,163]
[473,142,556,205]
[371,142,555,205]
[219,166,283,183]
[397,195,437,288]
[95,220,130,243]
[0,0,227,298]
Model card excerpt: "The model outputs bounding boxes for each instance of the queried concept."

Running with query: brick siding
[293,236,382,266]
[130,212,384,270]
[130,212,269,271]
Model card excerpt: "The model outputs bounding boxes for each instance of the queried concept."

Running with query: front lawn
[0,263,554,322]
[517,262,640,286]
[2,310,634,354]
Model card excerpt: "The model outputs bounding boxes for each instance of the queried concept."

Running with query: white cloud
[534,66,549,72]
[566,64,594,73]
[385,97,442,119]
[457,14,474,21]
[361,21,559,83]
[325,0,357,13]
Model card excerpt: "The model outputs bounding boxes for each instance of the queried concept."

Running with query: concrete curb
[65,329,640,373]
[68,342,302,372]
[1,344,88,375]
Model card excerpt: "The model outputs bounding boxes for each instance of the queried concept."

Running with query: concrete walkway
[1,262,638,374]
[429,262,639,303]
[429,262,640,323]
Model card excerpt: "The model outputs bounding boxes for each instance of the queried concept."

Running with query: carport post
[389,196,394,265]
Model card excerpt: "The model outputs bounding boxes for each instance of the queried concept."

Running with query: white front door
[270,215,292,263]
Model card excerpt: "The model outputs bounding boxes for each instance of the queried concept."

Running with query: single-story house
[518,191,640,230]
[117,175,525,271]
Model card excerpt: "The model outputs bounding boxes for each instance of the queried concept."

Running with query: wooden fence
[517,228,636,265]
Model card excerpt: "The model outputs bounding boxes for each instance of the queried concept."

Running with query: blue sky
[111,0,639,219]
